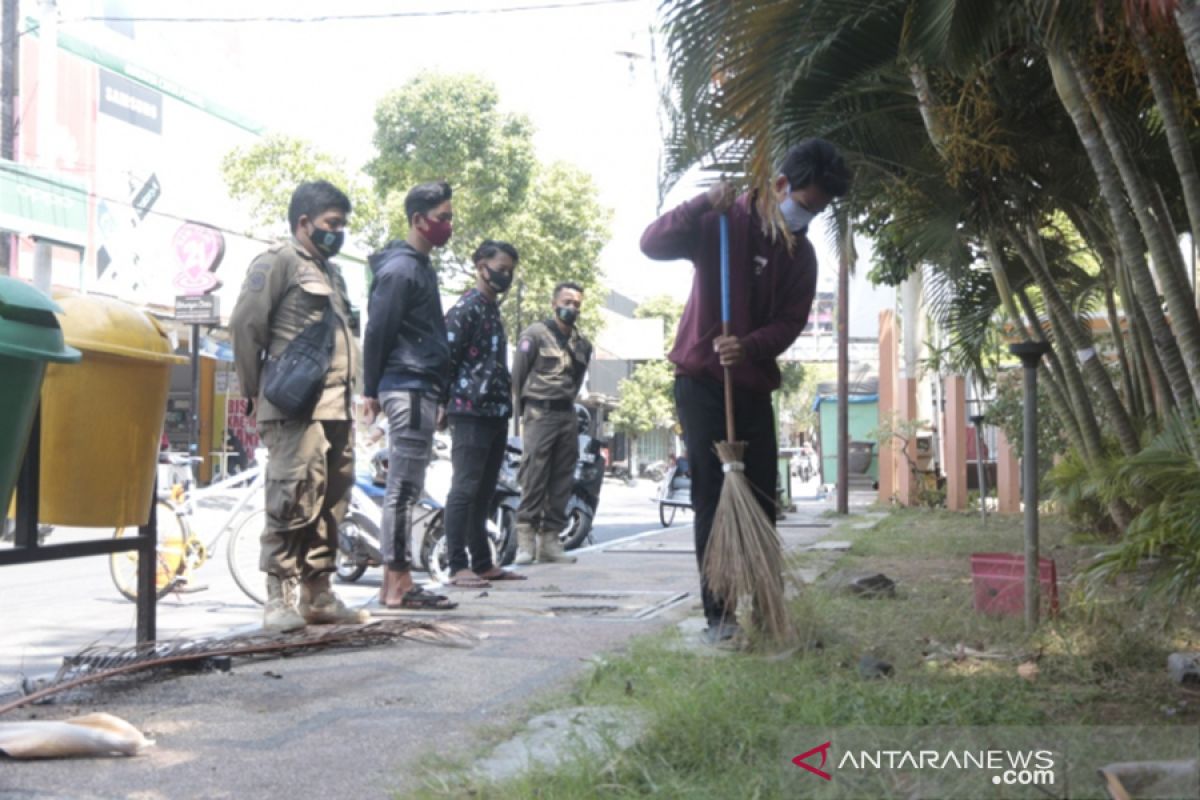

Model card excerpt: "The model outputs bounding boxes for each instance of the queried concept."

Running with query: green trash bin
[0,278,81,516]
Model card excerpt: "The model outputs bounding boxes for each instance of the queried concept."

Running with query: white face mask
[779,184,815,232]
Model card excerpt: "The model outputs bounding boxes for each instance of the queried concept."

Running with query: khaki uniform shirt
[511,319,592,411]
[230,238,359,422]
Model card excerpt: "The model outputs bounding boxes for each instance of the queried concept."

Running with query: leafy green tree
[503,161,612,340]
[367,72,537,273]
[221,133,384,248]
[610,359,676,471]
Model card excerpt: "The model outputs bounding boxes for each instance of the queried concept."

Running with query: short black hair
[288,180,351,232]
[472,239,519,265]
[779,138,852,198]
[553,281,584,300]
[404,181,453,226]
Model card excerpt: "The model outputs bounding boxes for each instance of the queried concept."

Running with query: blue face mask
[779,184,815,232]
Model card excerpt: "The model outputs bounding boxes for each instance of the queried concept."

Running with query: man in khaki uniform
[230,180,368,631]
[511,281,592,564]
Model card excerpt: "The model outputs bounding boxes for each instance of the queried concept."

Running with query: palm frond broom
[701,214,792,644]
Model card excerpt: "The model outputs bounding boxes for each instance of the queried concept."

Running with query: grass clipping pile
[0,619,474,718]
[703,440,792,644]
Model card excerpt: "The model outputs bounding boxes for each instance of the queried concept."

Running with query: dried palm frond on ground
[0,619,475,716]
[703,441,792,644]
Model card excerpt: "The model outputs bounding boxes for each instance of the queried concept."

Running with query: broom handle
[720,214,736,443]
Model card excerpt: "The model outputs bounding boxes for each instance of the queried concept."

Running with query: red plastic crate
[969,553,1059,617]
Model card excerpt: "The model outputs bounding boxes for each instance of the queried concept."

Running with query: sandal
[448,572,491,589]
[397,586,458,610]
[477,568,527,581]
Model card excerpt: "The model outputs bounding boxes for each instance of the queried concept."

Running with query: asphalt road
[0,470,826,695]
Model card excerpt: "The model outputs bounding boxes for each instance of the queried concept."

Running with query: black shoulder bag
[262,301,337,417]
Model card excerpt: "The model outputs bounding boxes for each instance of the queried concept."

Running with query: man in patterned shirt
[440,240,529,587]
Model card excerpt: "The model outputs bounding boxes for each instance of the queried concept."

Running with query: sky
[47,0,891,329]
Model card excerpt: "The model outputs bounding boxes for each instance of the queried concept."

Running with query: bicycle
[109,453,270,605]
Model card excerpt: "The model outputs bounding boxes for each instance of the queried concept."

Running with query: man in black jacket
[440,240,528,587]
[362,181,457,610]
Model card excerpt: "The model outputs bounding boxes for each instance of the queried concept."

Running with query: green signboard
[0,160,89,246]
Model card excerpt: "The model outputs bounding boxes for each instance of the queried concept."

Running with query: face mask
[779,185,816,232]
[484,266,513,293]
[308,224,344,257]
[555,305,579,326]
[421,216,453,247]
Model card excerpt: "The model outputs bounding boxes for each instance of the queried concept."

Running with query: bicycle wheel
[659,502,677,528]
[227,509,267,605]
[109,501,188,602]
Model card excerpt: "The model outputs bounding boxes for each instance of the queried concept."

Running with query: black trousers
[445,415,508,575]
[674,375,777,625]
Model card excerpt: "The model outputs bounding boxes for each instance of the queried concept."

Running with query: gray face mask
[779,184,815,232]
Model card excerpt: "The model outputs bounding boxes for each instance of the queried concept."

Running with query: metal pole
[0,0,17,275]
[32,0,55,291]
[836,231,850,514]
[190,324,201,461]
[1010,341,1051,632]
[136,480,157,643]
[970,413,987,526]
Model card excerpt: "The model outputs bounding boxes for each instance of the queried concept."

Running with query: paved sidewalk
[0,496,865,800]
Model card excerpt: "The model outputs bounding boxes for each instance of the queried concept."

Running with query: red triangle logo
[792,741,833,780]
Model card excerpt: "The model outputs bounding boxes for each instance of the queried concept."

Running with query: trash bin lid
[0,277,82,363]
[52,293,187,364]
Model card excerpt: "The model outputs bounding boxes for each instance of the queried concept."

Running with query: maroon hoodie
[639,191,818,394]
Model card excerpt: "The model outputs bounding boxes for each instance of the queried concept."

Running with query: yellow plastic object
[38,294,187,526]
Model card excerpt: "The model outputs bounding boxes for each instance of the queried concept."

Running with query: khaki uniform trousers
[257,419,354,579]
[517,406,578,533]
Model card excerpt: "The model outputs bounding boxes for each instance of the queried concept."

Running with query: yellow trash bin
[38,294,187,527]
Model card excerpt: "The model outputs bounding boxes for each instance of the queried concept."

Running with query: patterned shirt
[444,288,513,419]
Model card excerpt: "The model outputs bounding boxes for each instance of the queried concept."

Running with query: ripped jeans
[379,390,439,570]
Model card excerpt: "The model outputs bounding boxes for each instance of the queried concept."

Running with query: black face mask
[555,305,579,326]
[308,224,344,258]
[484,266,513,293]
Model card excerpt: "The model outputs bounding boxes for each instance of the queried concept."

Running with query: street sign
[175,294,220,324]
[172,222,225,295]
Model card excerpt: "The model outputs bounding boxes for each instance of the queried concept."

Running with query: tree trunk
[1104,274,1141,420]
[1069,49,1200,401]
[1066,203,1171,416]
[1047,48,1197,408]
[1133,22,1200,268]
[1177,0,1200,97]
[1010,225,1140,455]
[1010,286,1089,459]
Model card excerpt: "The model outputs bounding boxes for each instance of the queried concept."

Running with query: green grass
[404,508,1200,799]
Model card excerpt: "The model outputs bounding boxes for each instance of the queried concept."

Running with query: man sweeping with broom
[639,139,851,644]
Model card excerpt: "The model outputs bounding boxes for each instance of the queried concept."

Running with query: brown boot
[514,524,536,565]
[536,531,576,564]
[300,573,370,624]
[381,567,414,608]
[263,575,306,632]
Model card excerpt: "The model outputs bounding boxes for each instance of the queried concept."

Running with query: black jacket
[362,241,450,397]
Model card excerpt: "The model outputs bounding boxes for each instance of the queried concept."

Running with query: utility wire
[68,0,639,25]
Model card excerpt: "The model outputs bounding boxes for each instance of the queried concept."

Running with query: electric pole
[33,0,55,292]
[1,0,18,276]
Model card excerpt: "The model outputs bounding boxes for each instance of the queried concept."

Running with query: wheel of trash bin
[109,501,189,601]
[227,509,268,605]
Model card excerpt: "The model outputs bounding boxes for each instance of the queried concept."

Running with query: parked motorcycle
[337,441,505,584]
